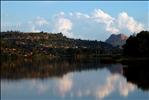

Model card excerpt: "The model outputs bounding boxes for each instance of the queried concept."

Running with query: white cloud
[54,17,73,38]
[106,21,119,34]
[34,16,49,26]
[118,12,144,33]
[106,25,119,34]
[69,12,90,19]
[54,11,65,18]
[59,12,65,16]
[30,25,40,32]
[75,12,90,19]
[27,17,49,32]
[91,9,119,34]
[92,9,114,25]
[90,9,145,34]
[56,18,72,32]
[69,12,73,16]
[8,17,50,33]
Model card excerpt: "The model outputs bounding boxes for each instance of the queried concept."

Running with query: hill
[1,31,120,59]
[105,33,128,48]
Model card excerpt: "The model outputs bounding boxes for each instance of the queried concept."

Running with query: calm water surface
[1,59,149,100]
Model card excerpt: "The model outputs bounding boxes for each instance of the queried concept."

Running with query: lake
[1,58,149,100]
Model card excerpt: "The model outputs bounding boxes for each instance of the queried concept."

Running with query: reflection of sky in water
[1,66,149,100]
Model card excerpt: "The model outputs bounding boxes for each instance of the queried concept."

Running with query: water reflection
[95,74,136,99]
[1,58,149,100]
[123,63,149,91]
[1,58,105,79]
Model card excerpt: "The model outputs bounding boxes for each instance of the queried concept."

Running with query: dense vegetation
[1,31,120,60]
[123,31,149,57]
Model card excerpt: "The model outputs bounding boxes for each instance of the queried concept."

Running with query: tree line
[123,31,149,57]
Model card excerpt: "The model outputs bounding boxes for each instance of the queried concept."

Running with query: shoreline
[1,53,149,64]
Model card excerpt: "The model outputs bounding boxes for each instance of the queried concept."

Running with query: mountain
[105,33,128,47]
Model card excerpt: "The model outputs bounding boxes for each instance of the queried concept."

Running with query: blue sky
[1,1,149,41]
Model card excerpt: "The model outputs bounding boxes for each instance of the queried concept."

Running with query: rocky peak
[105,33,128,47]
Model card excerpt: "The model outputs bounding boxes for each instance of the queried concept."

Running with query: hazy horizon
[1,1,149,41]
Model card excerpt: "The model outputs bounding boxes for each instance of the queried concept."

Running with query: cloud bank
[1,9,146,40]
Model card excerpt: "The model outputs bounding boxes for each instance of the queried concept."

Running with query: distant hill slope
[105,34,128,47]
[1,31,121,57]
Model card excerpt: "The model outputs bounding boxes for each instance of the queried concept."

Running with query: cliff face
[105,34,128,47]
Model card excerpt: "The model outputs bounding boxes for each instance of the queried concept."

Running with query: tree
[123,31,149,57]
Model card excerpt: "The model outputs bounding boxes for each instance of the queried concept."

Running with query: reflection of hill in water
[123,63,149,91]
[1,58,108,79]
[1,58,149,91]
